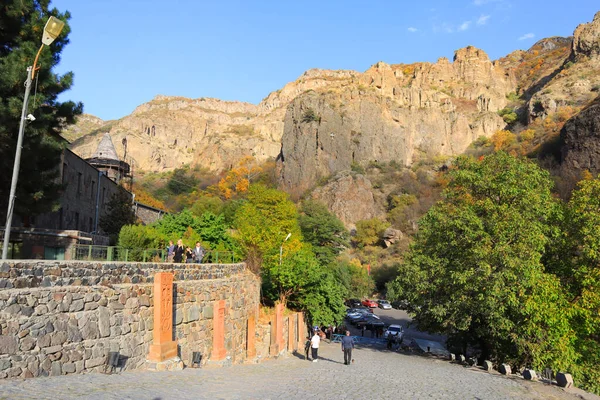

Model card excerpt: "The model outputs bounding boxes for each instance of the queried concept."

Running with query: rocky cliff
[67,12,600,226]
[561,95,600,174]
[277,46,513,193]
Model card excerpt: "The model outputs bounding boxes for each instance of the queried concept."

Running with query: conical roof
[91,133,119,161]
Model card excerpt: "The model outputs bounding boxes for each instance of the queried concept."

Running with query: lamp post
[279,233,291,265]
[2,17,65,260]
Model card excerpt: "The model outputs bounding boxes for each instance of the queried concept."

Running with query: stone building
[85,133,131,184]
[2,134,166,260]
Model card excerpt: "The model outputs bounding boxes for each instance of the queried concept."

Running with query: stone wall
[0,260,246,289]
[0,261,259,379]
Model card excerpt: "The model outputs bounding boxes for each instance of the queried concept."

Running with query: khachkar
[146,272,184,371]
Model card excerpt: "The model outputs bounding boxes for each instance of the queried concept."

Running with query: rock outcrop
[310,172,385,229]
[573,11,600,59]
[561,96,600,174]
[278,47,510,193]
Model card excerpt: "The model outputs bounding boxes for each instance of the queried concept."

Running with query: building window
[58,208,63,230]
[91,180,95,200]
[74,212,79,230]
[77,172,82,196]
[89,217,93,233]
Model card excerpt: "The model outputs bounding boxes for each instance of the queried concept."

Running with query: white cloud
[407,27,418,32]
[458,21,471,31]
[473,0,499,5]
[518,33,535,40]
[477,15,490,25]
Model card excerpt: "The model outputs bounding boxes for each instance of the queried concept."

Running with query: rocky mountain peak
[573,11,600,59]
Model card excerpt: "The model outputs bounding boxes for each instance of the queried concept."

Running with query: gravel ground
[0,339,588,400]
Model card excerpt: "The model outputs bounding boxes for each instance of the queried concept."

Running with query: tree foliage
[388,152,576,370]
[99,190,136,240]
[262,247,346,326]
[0,1,82,219]
[299,200,349,265]
[234,185,302,271]
[558,177,600,392]
[353,218,389,247]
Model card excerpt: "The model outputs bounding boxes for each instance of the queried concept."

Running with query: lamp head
[42,16,65,45]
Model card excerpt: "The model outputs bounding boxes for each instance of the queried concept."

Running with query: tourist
[341,331,354,365]
[310,329,320,362]
[173,239,185,263]
[167,240,175,262]
[304,336,311,361]
[185,247,194,263]
[193,242,205,264]
[387,332,394,350]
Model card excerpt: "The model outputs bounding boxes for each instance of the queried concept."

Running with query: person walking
[173,239,185,263]
[310,330,320,362]
[341,331,354,365]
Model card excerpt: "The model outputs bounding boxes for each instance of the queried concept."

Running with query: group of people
[166,239,205,264]
[304,327,355,365]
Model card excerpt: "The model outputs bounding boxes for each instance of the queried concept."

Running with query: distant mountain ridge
[66,12,600,197]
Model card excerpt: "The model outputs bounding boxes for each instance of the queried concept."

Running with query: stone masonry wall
[0,260,245,289]
[0,261,258,379]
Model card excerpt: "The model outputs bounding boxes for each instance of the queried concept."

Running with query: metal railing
[70,245,238,263]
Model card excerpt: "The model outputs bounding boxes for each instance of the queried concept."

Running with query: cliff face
[278,47,511,193]
[561,96,600,173]
[67,12,600,227]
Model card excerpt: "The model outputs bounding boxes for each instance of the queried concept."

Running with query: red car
[362,299,378,308]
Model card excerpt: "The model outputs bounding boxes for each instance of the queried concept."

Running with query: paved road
[0,339,586,400]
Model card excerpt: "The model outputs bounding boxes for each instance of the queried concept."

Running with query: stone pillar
[147,272,182,370]
[275,303,284,352]
[297,312,305,349]
[246,314,256,359]
[211,299,227,361]
[287,314,295,352]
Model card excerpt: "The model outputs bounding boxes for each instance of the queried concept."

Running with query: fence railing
[70,245,238,263]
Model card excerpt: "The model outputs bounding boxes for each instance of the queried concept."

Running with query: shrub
[301,108,320,123]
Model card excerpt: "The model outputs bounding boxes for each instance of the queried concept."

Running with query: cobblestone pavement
[0,340,586,400]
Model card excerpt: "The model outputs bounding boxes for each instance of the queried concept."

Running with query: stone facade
[0,261,261,379]
[133,202,166,225]
[0,260,245,289]
[26,149,130,234]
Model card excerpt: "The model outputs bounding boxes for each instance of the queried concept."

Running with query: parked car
[384,324,404,342]
[362,299,378,308]
[378,300,392,310]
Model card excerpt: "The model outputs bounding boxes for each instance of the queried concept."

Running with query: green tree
[388,152,576,370]
[167,167,198,195]
[331,257,374,298]
[154,208,200,238]
[262,247,346,326]
[558,177,600,393]
[99,190,136,241]
[234,185,302,271]
[353,218,389,247]
[190,195,223,217]
[0,1,82,219]
[299,200,349,265]
[118,224,162,261]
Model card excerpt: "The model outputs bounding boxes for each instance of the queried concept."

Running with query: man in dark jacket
[341,331,354,365]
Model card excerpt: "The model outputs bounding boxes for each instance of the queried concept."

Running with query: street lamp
[2,16,65,260]
[279,233,292,265]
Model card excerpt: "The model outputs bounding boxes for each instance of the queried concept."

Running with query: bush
[301,108,320,123]
[498,107,518,124]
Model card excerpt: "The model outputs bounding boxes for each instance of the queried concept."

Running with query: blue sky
[51,0,598,121]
